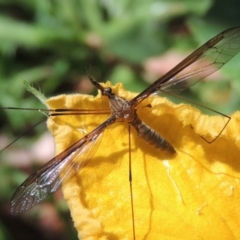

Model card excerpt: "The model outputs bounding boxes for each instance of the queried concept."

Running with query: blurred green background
[1,0,240,239]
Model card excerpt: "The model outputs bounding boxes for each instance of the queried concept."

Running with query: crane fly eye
[106,87,112,93]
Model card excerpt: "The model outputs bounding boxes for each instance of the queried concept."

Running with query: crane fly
[5,26,240,233]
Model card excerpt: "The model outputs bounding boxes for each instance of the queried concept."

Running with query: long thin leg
[128,125,136,240]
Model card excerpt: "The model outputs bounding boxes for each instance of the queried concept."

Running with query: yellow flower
[46,82,240,240]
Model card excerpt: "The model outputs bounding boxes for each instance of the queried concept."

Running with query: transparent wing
[160,26,240,92]
[10,118,113,215]
[131,26,240,105]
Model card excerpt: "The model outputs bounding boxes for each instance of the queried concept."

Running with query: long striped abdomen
[131,117,175,154]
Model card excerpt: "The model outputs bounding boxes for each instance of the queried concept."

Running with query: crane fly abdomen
[131,116,175,154]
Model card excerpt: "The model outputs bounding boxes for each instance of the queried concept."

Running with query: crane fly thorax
[108,93,136,123]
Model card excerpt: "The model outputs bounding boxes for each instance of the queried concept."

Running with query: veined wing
[131,26,240,105]
[10,116,115,215]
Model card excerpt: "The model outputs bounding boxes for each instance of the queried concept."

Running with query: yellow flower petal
[46,82,240,240]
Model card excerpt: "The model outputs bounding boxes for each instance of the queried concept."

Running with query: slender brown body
[105,87,175,153]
